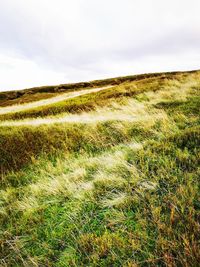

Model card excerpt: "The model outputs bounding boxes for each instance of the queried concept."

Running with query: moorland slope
[0,70,200,266]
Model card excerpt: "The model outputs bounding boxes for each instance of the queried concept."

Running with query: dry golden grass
[0,86,113,115]
[0,70,199,267]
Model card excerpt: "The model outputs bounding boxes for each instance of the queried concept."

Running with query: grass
[0,70,199,266]
[0,72,191,121]
[0,70,191,107]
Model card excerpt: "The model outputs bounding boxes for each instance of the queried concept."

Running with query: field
[0,70,200,266]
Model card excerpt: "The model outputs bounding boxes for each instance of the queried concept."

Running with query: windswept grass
[0,70,192,107]
[0,71,192,121]
[0,70,199,266]
[0,113,162,174]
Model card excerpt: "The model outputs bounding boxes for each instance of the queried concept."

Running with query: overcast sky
[0,0,200,91]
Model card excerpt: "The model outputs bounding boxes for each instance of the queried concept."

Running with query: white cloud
[0,53,67,91]
[0,0,200,91]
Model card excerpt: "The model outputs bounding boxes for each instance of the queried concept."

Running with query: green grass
[0,70,192,108]
[0,73,189,121]
[0,70,199,266]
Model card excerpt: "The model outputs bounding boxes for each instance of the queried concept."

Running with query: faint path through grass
[0,86,113,115]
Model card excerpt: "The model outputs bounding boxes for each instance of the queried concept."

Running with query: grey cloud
[0,0,200,90]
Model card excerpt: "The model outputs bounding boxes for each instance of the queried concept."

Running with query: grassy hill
[0,70,199,266]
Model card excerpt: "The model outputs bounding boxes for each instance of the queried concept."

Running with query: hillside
[0,70,200,266]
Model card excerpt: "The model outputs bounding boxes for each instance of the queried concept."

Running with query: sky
[0,0,200,91]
